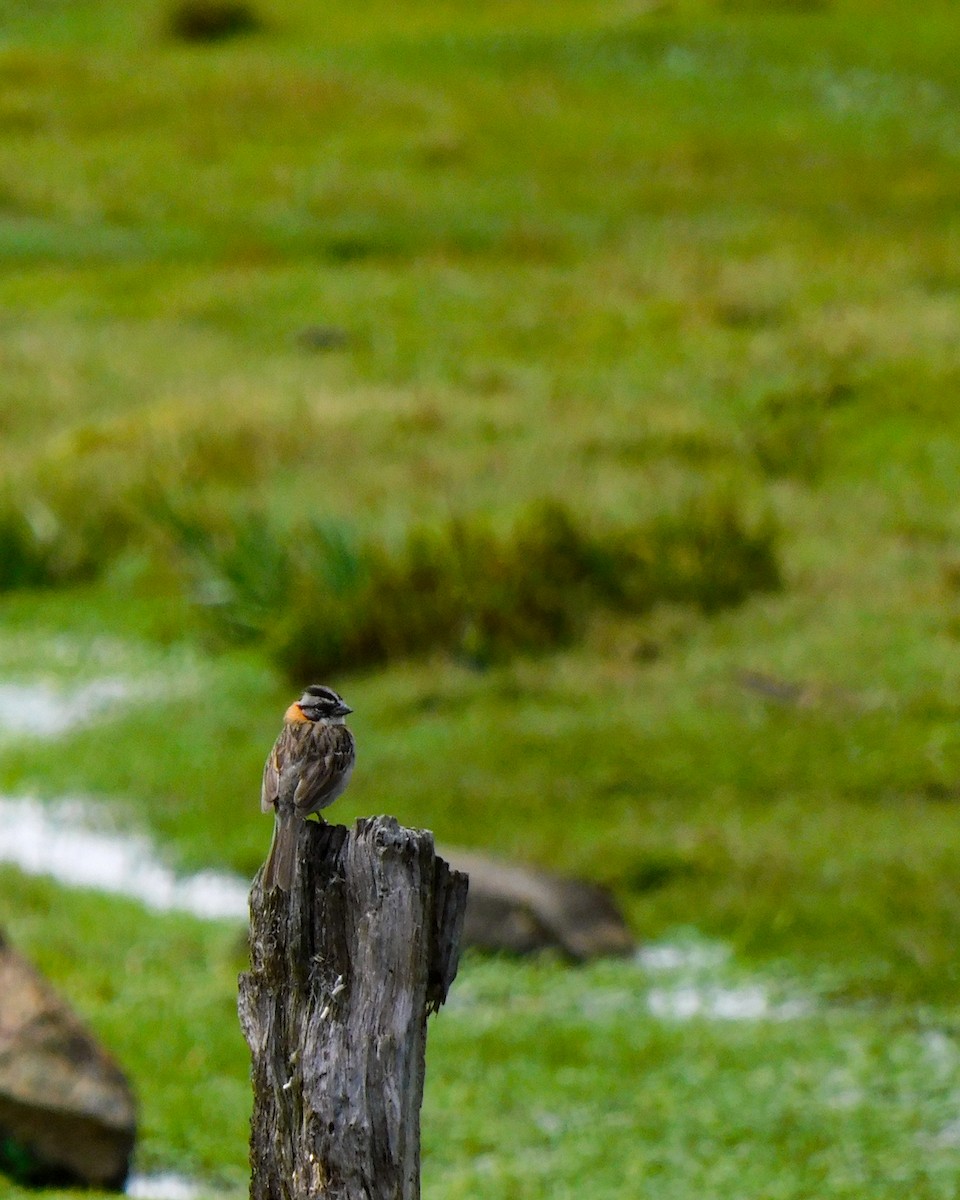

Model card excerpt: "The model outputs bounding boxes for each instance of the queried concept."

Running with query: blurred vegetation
[165,0,263,42]
[0,397,348,592]
[163,498,778,672]
[0,500,90,591]
[1,0,960,1195]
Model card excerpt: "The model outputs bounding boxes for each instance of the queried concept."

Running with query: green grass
[1,0,960,1194]
[6,877,960,1200]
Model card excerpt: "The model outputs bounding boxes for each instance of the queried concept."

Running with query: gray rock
[440,848,635,961]
[0,929,136,1190]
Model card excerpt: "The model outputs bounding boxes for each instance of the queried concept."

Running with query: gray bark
[238,817,468,1200]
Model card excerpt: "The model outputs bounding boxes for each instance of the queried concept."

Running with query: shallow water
[0,679,129,737]
[0,795,249,920]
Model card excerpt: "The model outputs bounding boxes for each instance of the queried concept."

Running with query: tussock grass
[165,0,263,42]
[0,496,100,591]
[748,378,855,480]
[165,499,779,674]
[0,397,332,592]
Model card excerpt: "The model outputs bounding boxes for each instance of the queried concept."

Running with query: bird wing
[260,722,308,812]
[260,745,282,812]
[293,722,355,814]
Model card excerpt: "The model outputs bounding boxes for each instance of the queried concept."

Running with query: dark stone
[295,325,352,352]
[0,930,136,1190]
[440,848,635,961]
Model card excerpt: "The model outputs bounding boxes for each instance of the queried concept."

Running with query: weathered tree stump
[238,816,468,1200]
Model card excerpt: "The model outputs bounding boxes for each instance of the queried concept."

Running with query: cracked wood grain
[238,817,468,1200]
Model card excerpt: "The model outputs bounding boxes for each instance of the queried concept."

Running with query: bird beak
[335,702,353,717]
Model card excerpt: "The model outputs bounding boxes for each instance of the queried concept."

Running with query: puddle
[636,941,730,973]
[636,936,811,1023]
[0,679,130,737]
[647,983,809,1022]
[450,936,812,1028]
[0,797,810,1023]
[0,796,249,921]
[126,1174,213,1200]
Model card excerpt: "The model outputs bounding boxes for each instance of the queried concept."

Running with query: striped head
[285,684,353,724]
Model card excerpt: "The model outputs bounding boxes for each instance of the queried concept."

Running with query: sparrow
[260,684,356,892]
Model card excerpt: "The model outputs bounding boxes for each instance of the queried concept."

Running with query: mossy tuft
[165,498,780,676]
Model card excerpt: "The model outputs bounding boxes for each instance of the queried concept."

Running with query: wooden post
[238,816,468,1200]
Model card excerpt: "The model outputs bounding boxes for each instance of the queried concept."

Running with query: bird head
[285,684,353,724]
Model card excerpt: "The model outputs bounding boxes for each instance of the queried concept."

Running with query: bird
[260,684,356,892]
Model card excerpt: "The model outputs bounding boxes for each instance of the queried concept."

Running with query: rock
[0,929,136,1190]
[440,848,635,961]
[295,324,352,352]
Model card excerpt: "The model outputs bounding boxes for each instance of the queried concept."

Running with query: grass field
[2,0,960,1195]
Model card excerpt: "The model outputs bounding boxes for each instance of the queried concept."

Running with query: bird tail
[263,812,299,892]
